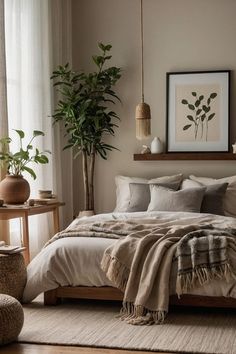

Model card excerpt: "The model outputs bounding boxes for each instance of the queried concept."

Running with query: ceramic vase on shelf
[150,137,163,154]
[232,142,236,154]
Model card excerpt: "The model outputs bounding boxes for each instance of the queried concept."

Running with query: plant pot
[0,175,30,204]
[79,210,95,218]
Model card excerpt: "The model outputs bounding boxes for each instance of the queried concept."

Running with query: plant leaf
[196,109,202,115]
[14,130,25,139]
[188,104,195,110]
[22,166,36,180]
[181,99,188,105]
[187,115,194,122]
[33,130,45,137]
[183,124,192,131]
[201,114,206,121]
[208,113,216,121]
[210,93,217,99]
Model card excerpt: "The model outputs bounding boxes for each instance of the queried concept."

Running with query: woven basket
[0,294,24,345]
[0,253,27,301]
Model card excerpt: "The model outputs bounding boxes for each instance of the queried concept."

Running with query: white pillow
[114,174,183,212]
[189,175,236,217]
[148,174,183,185]
[114,176,148,212]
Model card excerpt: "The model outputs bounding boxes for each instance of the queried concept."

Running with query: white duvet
[23,211,236,303]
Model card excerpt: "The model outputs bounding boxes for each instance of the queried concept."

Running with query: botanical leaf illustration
[183,124,192,130]
[188,104,195,110]
[196,109,202,115]
[210,93,217,99]
[208,113,215,121]
[181,91,217,141]
[187,115,194,122]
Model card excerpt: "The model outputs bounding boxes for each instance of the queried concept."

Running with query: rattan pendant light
[135,0,151,140]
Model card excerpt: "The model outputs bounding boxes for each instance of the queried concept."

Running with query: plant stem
[201,121,203,139]
[89,146,95,211]
[82,149,89,210]
[194,111,198,140]
[206,120,208,141]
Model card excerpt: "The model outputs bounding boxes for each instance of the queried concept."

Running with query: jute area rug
[19,298,236,354]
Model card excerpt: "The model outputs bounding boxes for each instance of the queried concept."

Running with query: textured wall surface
[72,0,236,214]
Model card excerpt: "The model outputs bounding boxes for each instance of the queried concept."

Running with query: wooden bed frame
[44,286,236,308]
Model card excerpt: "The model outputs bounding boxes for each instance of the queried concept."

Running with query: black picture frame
[166,70,230,153]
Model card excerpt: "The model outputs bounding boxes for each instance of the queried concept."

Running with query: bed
[23,211,236,307]
[22,173,236,323]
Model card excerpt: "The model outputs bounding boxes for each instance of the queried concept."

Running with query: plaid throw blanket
[175,227,236,296]
[45,219,236,325]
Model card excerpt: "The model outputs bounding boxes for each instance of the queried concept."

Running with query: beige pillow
[147,186,206,213]
[127,181,181,213]
[189,175,236,217]
[114,174,183,212]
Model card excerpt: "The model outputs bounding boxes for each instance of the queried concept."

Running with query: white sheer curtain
[4,0,73,257]
[0,0,9,243]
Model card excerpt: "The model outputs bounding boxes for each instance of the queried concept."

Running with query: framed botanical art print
[166,70,230,152]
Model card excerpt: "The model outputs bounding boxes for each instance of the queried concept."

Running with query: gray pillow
[201,183,228,215]
[127,183,150,212]
[147,186,206,213]
[181,179,228,215]
[127,181,181,212]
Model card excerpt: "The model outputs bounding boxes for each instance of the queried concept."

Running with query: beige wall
[72,0,236,214]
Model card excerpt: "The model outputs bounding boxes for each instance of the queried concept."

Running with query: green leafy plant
[0,130,50,180]
[181,91,217,141]
[51,42,121,211]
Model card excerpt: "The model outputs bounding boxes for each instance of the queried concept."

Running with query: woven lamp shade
[135,102,151,140]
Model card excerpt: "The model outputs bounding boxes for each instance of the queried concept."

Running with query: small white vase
[232,143,236,154]
[151,137,163,154]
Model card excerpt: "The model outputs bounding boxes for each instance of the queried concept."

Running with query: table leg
[0,220,9,243]
[22,213,30,265]
[53,207,60,234]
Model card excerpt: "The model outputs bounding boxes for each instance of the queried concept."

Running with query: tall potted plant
[51,43,121,215]
[0,130,50,204]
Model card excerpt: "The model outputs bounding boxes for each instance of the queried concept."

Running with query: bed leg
[44,289,61,305]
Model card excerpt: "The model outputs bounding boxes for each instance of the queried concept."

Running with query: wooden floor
[0,343,177,354]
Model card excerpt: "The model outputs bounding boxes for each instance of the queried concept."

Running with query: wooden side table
[0,202,65,265]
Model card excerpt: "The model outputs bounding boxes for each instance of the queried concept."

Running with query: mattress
[23,211,236,303]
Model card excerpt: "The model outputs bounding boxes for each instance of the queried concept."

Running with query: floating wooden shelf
[133,153,236,161]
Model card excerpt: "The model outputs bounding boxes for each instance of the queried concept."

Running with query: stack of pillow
[114,174,236,217]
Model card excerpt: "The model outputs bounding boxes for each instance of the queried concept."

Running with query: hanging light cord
[140,0,144,103]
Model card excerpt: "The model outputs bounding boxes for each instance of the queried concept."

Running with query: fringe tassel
[120,302,166,325]
[176,262,236,297]
[136,118,151,140]
[100,252,129,292]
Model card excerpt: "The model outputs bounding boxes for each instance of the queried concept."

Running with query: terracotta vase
[0,175,30,204]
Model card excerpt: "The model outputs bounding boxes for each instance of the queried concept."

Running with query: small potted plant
[51,43,121,215]
[0,130,50,204]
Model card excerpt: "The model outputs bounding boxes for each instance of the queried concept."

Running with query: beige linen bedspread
[23,211,236,305]
[44,212,236,324]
